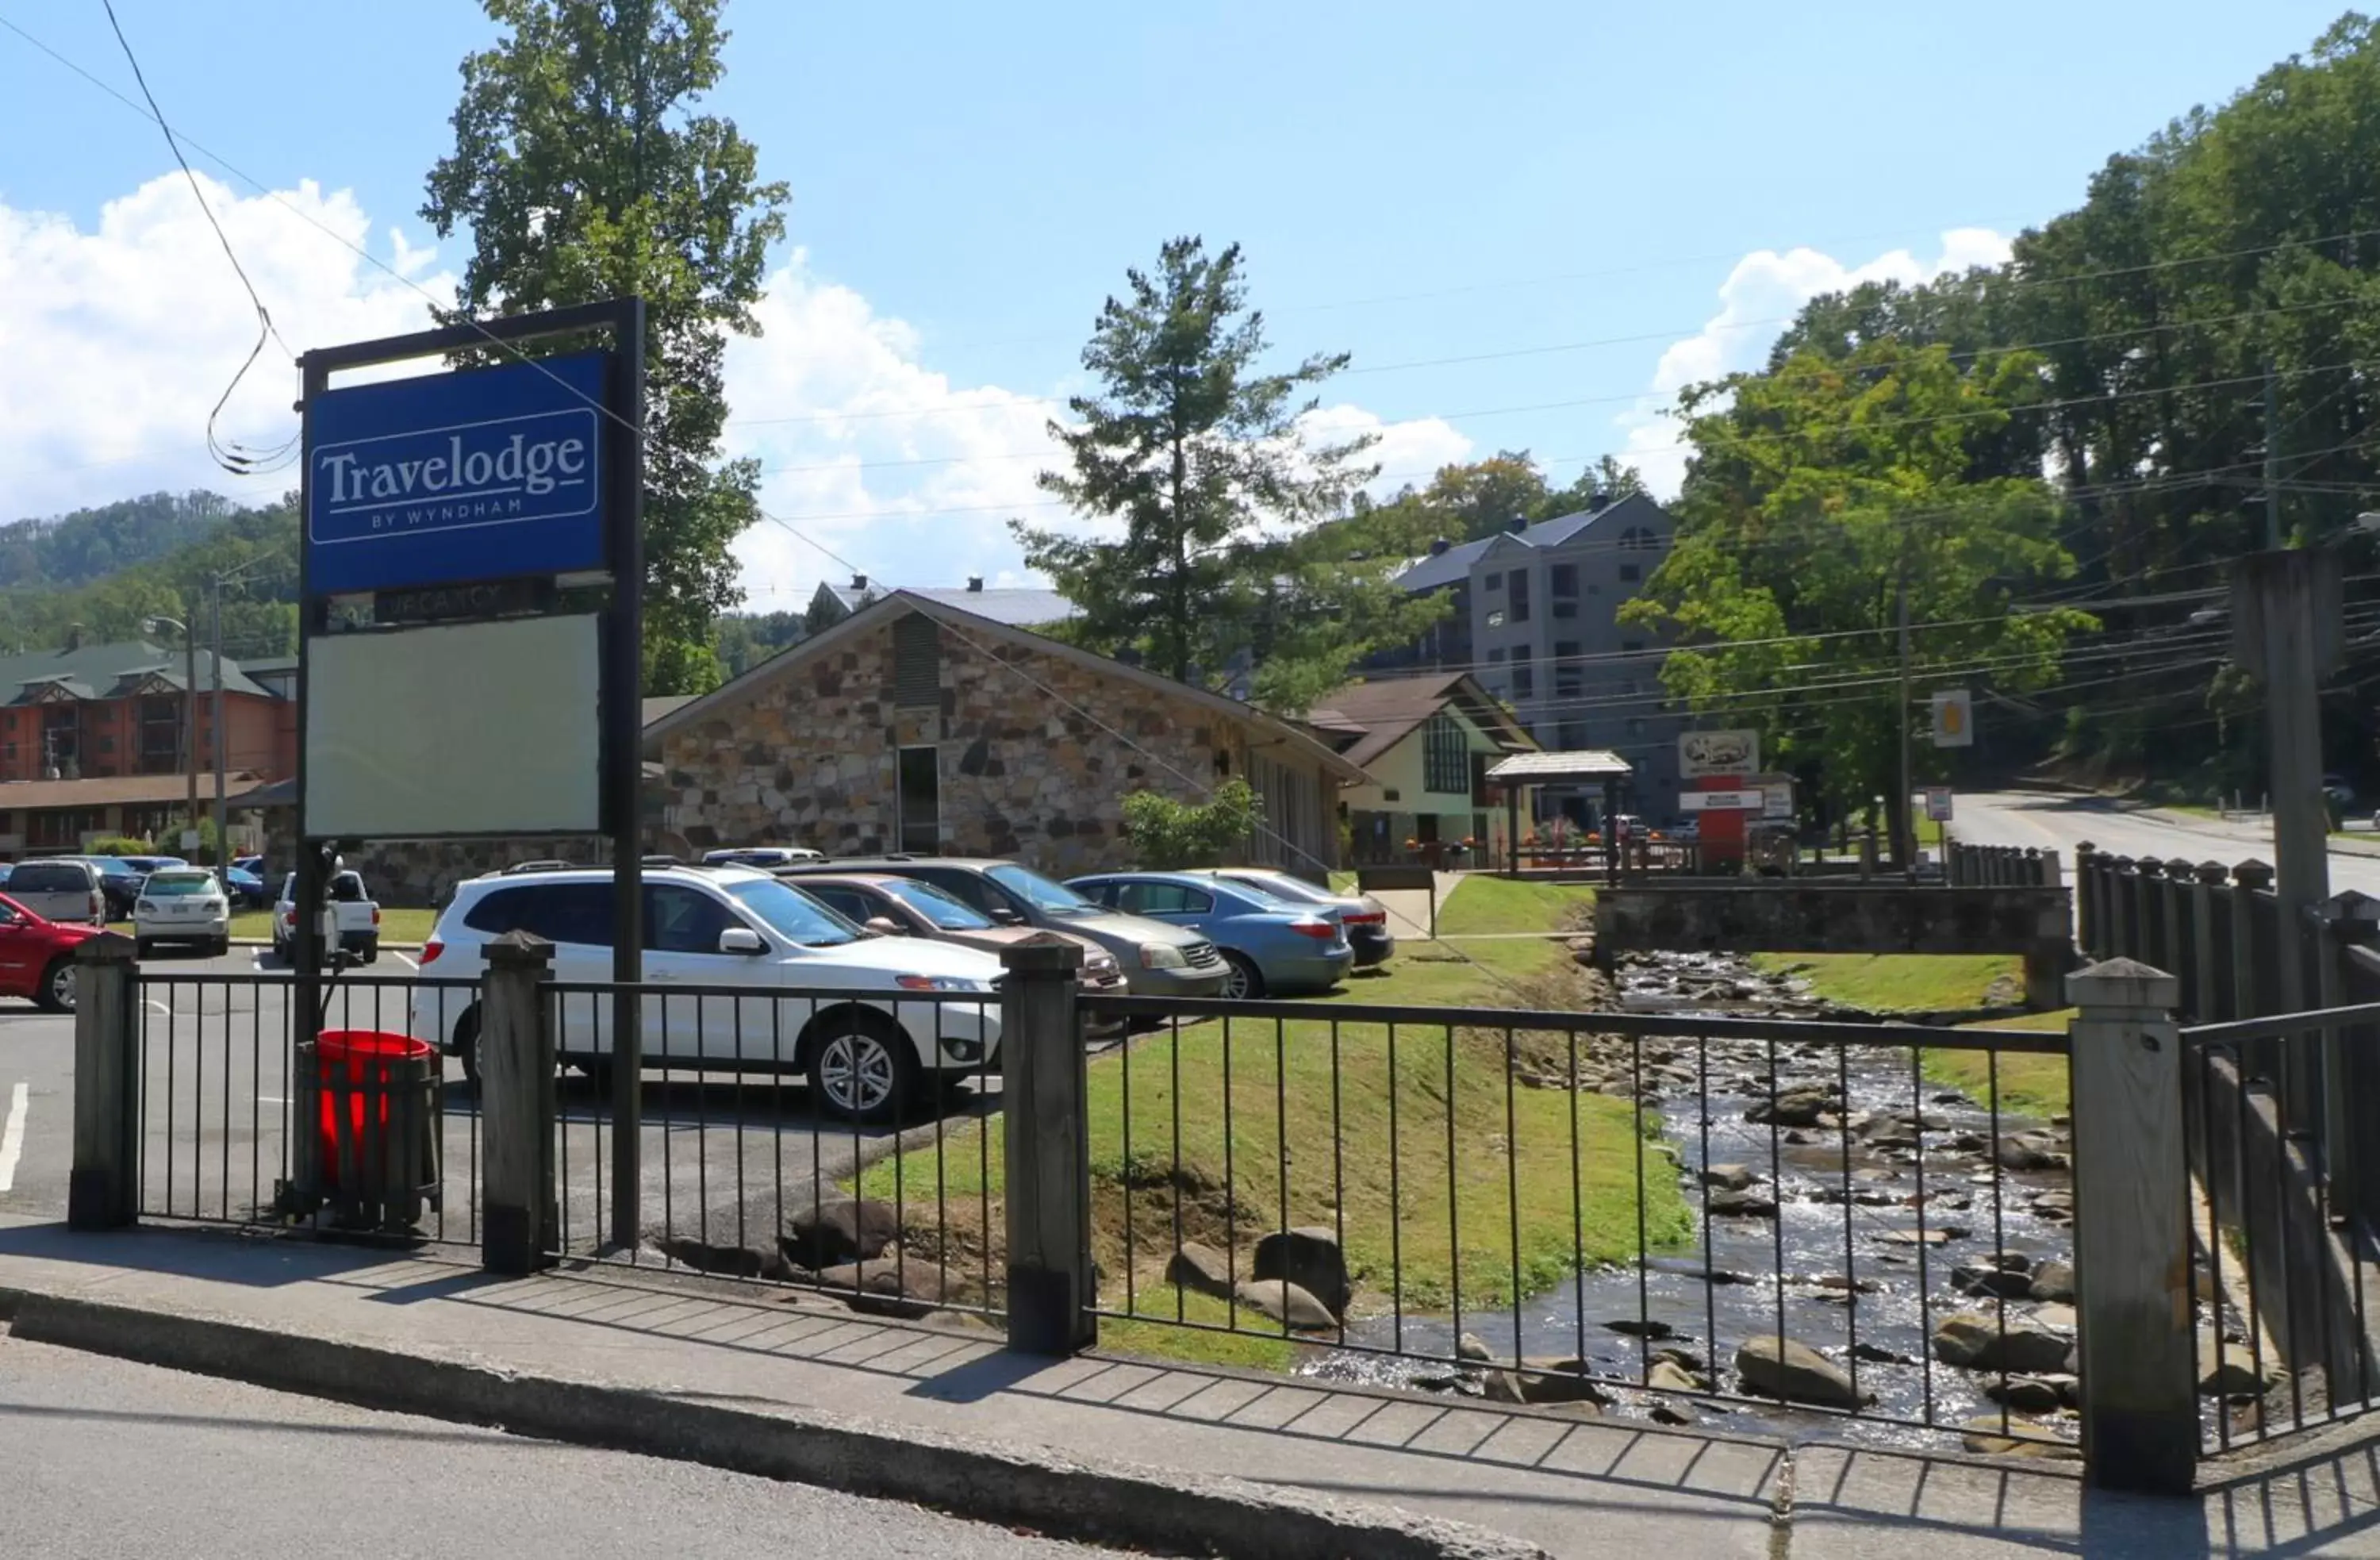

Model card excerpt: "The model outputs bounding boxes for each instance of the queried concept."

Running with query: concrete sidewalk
[2,1218,2377,1556]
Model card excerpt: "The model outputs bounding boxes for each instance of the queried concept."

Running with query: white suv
[409,863,1008,1123]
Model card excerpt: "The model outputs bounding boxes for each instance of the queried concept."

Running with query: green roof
[0,640,273,702]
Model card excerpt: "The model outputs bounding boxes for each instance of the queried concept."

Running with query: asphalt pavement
[0,943,992,1257]
[0,1328,1121,1558]
[1948,789,2380,900]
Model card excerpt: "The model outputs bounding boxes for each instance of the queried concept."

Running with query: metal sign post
[294,300,644,1251]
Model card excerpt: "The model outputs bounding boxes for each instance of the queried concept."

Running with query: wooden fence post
[481,930,558,1275]
[2075,843,2099,957]
[2067,958,2194,1495]
[2190,862,2227,1021]
[68,934,140,1231]
[2317,892,2380,1225]
[1003,934,1093,1354]
[2161,857,2194,1003]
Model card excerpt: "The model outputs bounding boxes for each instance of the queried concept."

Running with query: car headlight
[895,974,991,993]
[136,901,154,914]
[1139,943,1188,970]
[1086,955,1119,976]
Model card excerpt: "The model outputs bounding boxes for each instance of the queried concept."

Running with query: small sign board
[1679,729,1760,778]
[1763,785,1795,820]
[1929,689,1974,748]
[179,829,202,852]
[1681,788,1764,813]
[1924,786,1954,822]
[305,352,609,596]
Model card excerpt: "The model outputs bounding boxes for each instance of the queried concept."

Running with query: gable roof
[1308,671,1538,772]
[1391,493,1670,593]
[649,590,1369,783]
[820,581,1078,628]
[0,640,271,702]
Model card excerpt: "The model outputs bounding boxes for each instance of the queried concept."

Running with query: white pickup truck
[271,870,382,964]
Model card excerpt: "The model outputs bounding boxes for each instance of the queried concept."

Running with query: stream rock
[1457,1331,1494,1363]
[1605,1319,1678,1340]
[814,1254,945,1319]
[1995,1133,2067,1172]
[1253,1228,1351,1318]
[1748,1087,1837,1128]
[1960,1417,2082,1459]
[781,1198,900,1268]
[1735,1335,1868,1408]
[1952,1261,2038,1301]
[2198,1335,2288,1398]
[2026,1260,2076,1303]
[1647,1359,1706,1393]
[1983,1375,2068,1414]
[1702,1163,1757,1192]
[1164,1241,1236,1300]
[1707,1188,1779,1218]
[1484,1358,1614,1406]
[1234,1279,1338,1331]
[1933,1313,2072,1374]
[661,1236,808,1281]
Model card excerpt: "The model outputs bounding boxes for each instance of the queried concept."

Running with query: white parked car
[272,870,382,964]
[408,863,1007,1123]
[132,867,231,958]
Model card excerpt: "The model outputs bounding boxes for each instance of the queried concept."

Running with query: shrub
[86,836,150,857]
[1121,779,1264,870]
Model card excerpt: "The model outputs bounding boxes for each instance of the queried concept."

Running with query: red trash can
[305,1029,441,1228]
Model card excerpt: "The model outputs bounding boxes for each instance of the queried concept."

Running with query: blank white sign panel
[306,614,602,839]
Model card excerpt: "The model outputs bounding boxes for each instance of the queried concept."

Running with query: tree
[1121,778,1263,868]
[421,0,789,695]
[1623,340,2096,853]
[1015,237,1379,690]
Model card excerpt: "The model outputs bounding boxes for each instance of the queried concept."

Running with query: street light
[140,614,200,854]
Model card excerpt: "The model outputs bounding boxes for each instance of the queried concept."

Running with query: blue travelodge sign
[305,352,609,594]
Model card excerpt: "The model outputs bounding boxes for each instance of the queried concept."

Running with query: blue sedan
[225,864,271,909]
[1067,870,1353,998]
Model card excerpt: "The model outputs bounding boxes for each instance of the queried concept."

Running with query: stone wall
[1594,882,2075,1008]
[658,613,1270,879]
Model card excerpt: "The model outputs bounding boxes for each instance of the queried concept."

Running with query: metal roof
[1486,749,1633,782]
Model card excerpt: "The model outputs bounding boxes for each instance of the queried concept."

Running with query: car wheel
[36,959,75,1014]
[806,1012,916,1126]
[1220,951,1265,1001]
[134,938,153,960]
[360,944,378,965]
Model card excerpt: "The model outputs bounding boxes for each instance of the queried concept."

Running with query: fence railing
[63,923,2378,1494]
[1946,843,2059,888]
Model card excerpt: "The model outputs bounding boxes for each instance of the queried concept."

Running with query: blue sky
[0,0,2350,608]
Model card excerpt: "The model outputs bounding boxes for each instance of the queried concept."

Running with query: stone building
[647,590,1363,880]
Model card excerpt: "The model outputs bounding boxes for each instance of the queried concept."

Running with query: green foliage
[0,493,298,660]
[1015,238,1406,708]
[85,837,149,858]
[1120,777,1263,868]
[1354,451,1651,546]
[711,609,807,676]
[421,0,789,695]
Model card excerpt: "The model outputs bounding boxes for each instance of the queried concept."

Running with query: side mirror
[718,926,767,955]
[864,916,906,937]
[989,908,1023,925]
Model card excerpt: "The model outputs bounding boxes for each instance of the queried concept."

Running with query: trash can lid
[317,1028,435,1062]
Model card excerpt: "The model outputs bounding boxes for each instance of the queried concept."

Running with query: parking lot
[0,943,996,1255]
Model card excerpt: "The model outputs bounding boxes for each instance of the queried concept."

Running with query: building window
[1488,647,1505,664]
[897,746,940,854]
[1622,640,1644,653]
[1619,563,1641,582]
[1483,572,1503,591]
[1422,713,1468,795]
[1549,563,1578,598]
[1559,723,1587,751]
[139,695,180,774]
[1619,526,1660,551]
[1552,600,1577,620]
[1508,570,1531,623]
[1511,647,1534,703]
[891,612,941,708]
[1627,717,1647,737]
[1553,641,1582,698]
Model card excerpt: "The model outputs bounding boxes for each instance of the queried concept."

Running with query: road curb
[0,1287,1545,1560]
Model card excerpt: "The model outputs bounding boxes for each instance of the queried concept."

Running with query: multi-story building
[0,638,294,852]
[1385,492,1687,822]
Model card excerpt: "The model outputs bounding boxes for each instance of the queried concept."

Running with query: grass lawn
[1749,951,2021,1014]
[1930,1009,2075,1119]
[860,874,1686,1368]
[110,907,439,943]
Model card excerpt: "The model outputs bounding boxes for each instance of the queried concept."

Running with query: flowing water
[1303,951,2081,1450]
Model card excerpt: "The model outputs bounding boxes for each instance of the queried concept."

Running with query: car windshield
[724,877,860,947]
[146,872,214,897]
[879,878,997,930]
[985,863,1099,916]
[90,859,138,881]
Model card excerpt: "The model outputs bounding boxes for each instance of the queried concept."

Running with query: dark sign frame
[293,301,646,1240]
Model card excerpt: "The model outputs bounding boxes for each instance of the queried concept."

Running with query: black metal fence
[1947,843,2059,887]
[1073,991,2075,1447]
[130,970,484,1241]
[534,978,1006,1323]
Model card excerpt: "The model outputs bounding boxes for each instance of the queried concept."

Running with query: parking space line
[388,951,419,971]
[0,1081,26,1193]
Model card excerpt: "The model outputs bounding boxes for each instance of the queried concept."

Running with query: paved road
[1951,790,2380,901]
[0,1330,1118,1558]
[0,944,999,1262]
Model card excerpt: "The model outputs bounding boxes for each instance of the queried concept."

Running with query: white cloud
[1615,227,2014,498]
[0,175,1488,612]
[0,171,448,517]
[1298,402,1472,498]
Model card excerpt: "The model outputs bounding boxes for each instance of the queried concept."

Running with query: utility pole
[1896,538,1914,878]
[180,609,198,847]
[2264,359,2284,551]
[210,579,228,872]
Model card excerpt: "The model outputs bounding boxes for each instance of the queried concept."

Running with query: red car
[0,891,98,1011]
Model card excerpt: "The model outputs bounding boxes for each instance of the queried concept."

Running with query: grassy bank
[1936,1009,2075,1118]
[862,875,1687,1370]
[1749,951,2021,1014]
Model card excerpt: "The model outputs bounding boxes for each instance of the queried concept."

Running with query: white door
[641,884,762,1065]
